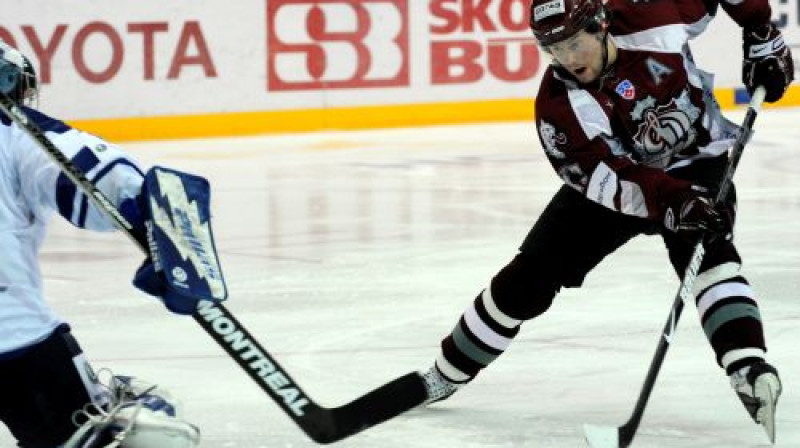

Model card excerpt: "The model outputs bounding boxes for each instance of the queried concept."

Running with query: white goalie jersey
[0,107,144,355]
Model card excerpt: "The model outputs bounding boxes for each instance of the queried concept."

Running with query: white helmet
[0,40,38,105]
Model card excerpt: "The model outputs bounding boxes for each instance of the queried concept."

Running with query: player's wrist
[742,22,776,41]
[657,176,694,212]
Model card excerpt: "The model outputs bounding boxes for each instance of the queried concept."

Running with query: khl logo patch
[615,80,636,100]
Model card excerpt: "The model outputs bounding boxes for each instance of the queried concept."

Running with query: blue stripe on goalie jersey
[56,146,101,223]
[75,159,144,227]
[0,105,72,134]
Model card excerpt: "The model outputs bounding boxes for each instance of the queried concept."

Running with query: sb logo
[267,0,409,91]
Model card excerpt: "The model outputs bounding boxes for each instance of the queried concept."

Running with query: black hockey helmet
[529,0,608,46]
[0,40,38,105]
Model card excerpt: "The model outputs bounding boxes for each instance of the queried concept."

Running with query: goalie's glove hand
[129,167,228,315]
[119,193,189,313]
[663,185,734,244]
[742,23,794,103]
[134,258,190,313]
[119,192,193,315]
[131,218,205,316]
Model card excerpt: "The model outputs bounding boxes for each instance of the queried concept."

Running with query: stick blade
[583,424,620,448]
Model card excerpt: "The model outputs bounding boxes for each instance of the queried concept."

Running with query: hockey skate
[420,365,461,405]
[730,361,782,443]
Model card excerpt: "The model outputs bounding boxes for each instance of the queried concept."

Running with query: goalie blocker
[132,167,228,314]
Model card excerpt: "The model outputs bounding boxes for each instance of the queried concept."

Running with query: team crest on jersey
[539,120,568,159]
[615,80,636,100]
[629,90,700,167]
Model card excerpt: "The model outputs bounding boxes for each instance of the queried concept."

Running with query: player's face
[545,30,605,84]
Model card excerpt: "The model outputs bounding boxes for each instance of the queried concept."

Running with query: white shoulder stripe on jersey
[684,14,713,40]
[566,89,612,140]
[613,23,688,53]
[613,14,713,53]
[682,53,704,89]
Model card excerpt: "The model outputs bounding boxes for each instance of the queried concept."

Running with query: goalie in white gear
[0,41,200,447]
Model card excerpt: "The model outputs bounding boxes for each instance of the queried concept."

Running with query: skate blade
[755,373,779,444]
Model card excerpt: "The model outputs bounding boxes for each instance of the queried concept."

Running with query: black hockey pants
[438,155,765,381]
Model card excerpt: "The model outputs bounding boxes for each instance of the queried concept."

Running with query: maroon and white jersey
[535,0,770,220]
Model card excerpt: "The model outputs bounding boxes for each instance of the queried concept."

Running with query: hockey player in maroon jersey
[420,0,793,442]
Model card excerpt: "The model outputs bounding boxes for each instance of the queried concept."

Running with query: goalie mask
[0,40,38,106]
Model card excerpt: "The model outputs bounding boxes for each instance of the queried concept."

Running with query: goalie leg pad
[133,166,227,314]
[65,376,200,448]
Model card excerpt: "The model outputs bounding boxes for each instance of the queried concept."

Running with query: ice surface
[3,110,800,447]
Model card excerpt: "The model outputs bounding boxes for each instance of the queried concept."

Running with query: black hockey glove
[742,23,795,103]
[664,185,733,244]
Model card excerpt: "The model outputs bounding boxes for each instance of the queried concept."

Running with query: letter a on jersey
[646,57,673,85]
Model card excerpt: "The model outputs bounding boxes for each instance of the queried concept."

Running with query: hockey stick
[0,93,428,444]
[583,86,767,448]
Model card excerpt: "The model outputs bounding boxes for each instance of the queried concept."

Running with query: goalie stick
[583,86,767,448]
[0,93,428,444]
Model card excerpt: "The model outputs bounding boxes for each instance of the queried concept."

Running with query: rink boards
[2,0,799,141]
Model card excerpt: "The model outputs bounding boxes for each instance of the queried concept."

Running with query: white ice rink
[3,108,800,447]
